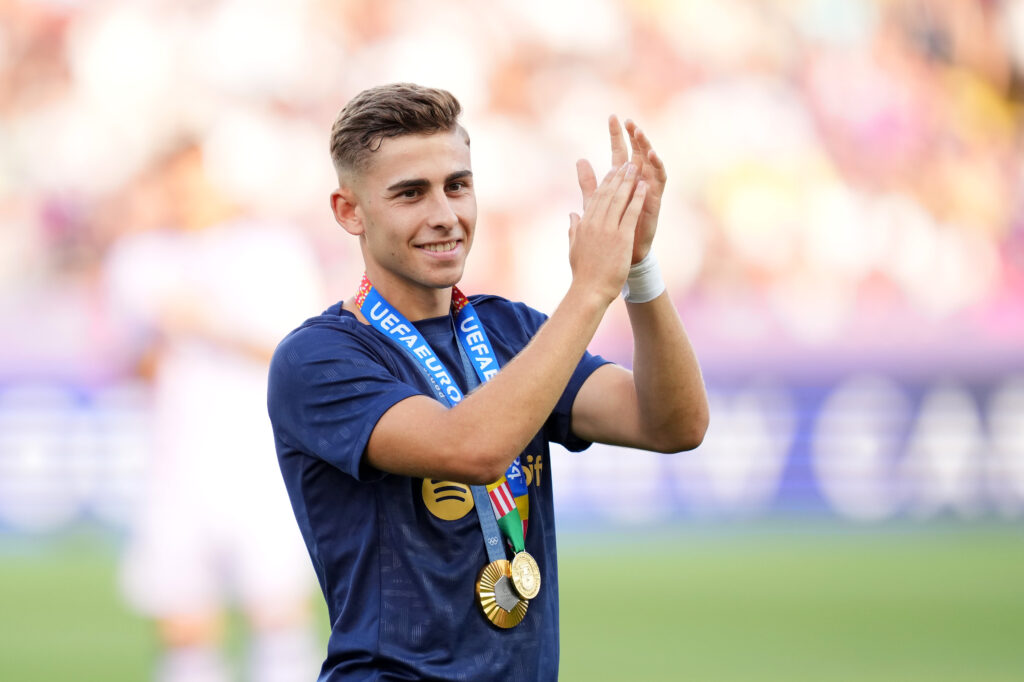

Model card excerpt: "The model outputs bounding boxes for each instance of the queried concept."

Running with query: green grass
[0,532,154,681]
[2,522,1023,681]
[559,523,1024,681]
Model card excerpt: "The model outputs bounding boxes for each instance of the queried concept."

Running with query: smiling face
[332,128,476,319]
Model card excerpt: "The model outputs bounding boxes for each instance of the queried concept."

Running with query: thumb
[568,212,581,241]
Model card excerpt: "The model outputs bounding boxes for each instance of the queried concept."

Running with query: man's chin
[428,267,466,290]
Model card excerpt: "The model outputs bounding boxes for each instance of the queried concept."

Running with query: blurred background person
[102,141,324,682]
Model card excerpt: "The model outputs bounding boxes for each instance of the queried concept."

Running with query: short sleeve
[267,322,422,480]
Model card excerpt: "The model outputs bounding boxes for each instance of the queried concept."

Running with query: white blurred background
[2,0,1023,534]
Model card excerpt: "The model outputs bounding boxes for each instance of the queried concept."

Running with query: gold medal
[509,551,541,600]
[476,560,528,628]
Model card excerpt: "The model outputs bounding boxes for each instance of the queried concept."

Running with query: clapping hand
[576,116,667,265]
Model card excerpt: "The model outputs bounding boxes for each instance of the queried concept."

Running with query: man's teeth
[421,241,457,252]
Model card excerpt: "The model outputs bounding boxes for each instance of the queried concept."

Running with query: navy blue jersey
[267,294,609,681]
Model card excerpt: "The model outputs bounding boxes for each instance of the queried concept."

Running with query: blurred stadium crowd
[2,0,1024,533]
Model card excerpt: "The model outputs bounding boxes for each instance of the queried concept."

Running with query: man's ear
[331,187,363,236]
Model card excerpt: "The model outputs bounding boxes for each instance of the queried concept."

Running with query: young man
[267,83,708,680]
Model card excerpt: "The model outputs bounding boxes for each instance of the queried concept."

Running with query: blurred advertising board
[1,370,1022,534]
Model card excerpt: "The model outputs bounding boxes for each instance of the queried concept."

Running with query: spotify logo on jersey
[422,480,475,520]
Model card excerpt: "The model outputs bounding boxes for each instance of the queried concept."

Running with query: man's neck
[356,274,453,322]
[387,286,453,322]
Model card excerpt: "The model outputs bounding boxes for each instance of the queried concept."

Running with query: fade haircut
[329,83,464,176]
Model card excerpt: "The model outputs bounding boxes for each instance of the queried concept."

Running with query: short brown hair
[329,83,463,174]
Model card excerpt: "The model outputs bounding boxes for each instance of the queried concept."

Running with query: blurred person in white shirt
[103,141,323,682]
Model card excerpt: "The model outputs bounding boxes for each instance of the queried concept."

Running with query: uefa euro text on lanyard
[356,274,541,628]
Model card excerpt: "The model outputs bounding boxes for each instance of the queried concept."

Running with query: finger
[624,119,644,169]
[608,163,641,223]
[634,127,667,183]
[594,165,618,201]
[576,159,597,205]
[568,212,580,241]
[576,164,618,231]
[609,115,628,167]
[646,146,667,183]
[591,162,633,222]
[619,180,648,230]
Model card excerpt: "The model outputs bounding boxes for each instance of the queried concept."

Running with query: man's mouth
[418,240,459,253]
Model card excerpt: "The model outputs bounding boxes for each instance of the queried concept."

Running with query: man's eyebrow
[445,170,473,183]
[386,170,472,192]
[386,177,427,192]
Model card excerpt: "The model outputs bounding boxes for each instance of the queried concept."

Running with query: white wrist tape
[621,252,665,303]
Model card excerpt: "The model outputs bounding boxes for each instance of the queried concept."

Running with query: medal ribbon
[356,275,528,553]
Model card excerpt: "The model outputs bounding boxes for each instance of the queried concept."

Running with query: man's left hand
[576,115,667,264]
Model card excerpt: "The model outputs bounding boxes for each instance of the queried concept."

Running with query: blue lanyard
[360,285,466,404]
[356,278,525,561]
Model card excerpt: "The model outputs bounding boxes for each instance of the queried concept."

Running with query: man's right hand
[567,162,647,308]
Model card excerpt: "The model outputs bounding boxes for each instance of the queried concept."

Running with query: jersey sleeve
[267,322,422,481]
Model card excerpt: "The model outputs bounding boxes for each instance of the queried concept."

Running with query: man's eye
[401,189,420,198]
[447,182,465,192]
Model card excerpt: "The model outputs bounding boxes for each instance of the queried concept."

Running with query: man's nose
[426,189,458,229]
